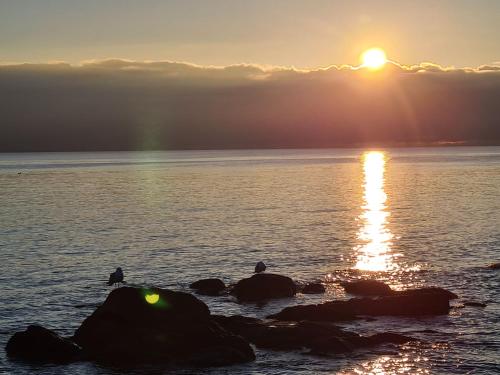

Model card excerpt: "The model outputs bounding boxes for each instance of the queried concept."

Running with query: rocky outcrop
[397,287,458,300]
[342,280,393,296]
[301,282,326,294]
[190,278,226,296]
[213,315,416,355]
[269,287,456,321]
[6,325,82,363]
[342,280,458,301]
[72,287,254,366]
[232,273,297,302]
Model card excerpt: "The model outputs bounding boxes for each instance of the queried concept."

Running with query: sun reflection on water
[355,151,396,271]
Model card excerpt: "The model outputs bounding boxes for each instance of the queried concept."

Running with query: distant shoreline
[1,141,499,154]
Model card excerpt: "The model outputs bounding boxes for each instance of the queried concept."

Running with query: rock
[213,315,416,356]
[212,315,266,344]
[368,332,415,345]
[463,301,487,308]
[72,287,254,366]
[190,278,226,296]
[342,280,393,296]
[488,263,500,270]
[269,287,455,322]
[302,282,326,294]
[342,281,458,300]
[232,273,297,302]
[397,287,458,300]
[6,325,82,363]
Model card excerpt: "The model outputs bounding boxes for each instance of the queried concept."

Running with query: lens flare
[145,293,160,304]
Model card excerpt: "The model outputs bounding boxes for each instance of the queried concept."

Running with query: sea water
[0,147,499,374]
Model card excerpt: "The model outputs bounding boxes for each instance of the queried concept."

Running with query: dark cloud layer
[1,60,499,151]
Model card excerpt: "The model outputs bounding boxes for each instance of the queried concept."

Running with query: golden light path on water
[355,151,396,271]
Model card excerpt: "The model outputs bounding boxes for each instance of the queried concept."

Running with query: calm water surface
[0,147,499,374]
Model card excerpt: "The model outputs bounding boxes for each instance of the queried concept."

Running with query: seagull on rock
[255,261,266,273]
[107,267,124,287]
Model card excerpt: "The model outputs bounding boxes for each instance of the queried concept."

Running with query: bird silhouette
[255,261,266,273]
[107,267,124,287]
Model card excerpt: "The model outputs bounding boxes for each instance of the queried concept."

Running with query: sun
[361,48,387,70]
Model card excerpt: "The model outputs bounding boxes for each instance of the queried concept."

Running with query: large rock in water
[342,280,393,296]
[190,278,226,296]
[342,280,458,300]
[269,287,456,321]
[232,273,297,302]
[6,325,82,363]
[213,315,416,355]
[72,287,254,366]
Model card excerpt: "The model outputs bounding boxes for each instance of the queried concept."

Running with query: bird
[255,261,266,273]
[107,267,124,287]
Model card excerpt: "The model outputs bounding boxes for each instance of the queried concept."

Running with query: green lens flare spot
[145,293,160,304]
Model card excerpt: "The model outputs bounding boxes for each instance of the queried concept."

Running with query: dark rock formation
[190,278,226,296]
[6,325,82,363]
[368,332,416,345]
[72,287,254,366]
[213,315,416,355]
[269,287,456,322]
[488,263,500,270]
[232,273,297,302]
[302,282,326,294]
[342,280,458,301]
[397,287,458,300]
[342,280,393,296]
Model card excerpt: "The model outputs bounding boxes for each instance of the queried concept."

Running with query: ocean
[0,147,499,374]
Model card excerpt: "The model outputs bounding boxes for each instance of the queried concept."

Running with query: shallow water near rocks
[1,147,499,374]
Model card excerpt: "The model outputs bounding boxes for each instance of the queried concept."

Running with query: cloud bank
[1,60,499,151]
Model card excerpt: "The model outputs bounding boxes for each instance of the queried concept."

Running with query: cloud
[0,59,499,151]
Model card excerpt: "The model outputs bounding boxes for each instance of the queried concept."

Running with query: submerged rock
[6,325,82,363]
[190,278,226,296]
[232,273,297,302]
[342,280,393,296]
[463,301,487,308]
[269,287,456,321]
[302,282,326,294]
[213,315,416,355]
[72,287,254,366]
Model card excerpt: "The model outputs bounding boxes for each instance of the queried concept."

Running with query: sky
[1,0,499,68]
[0,0,499,151]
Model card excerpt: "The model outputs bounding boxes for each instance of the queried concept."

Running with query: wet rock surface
[6,325,82,363]
[190,278,226,296]
[232,273,297,302]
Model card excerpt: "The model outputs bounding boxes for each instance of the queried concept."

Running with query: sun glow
[355,151,396,271]
[361,48,387,70]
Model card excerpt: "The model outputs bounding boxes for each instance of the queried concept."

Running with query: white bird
[255,261,266,273]
[107,267,124,286]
